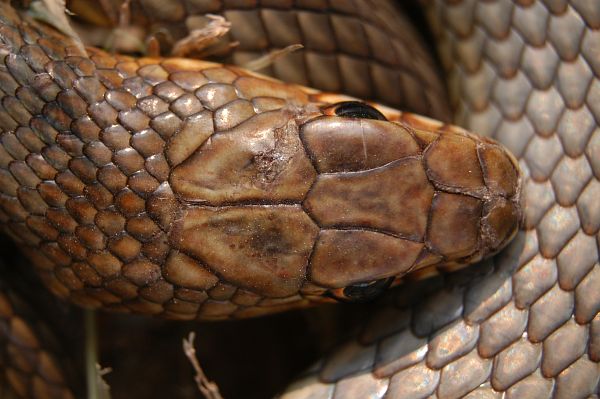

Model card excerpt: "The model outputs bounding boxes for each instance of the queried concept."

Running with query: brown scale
[0,275,77,399]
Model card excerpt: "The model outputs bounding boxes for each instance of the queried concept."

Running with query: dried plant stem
[171,14,232,57]
[85,309,99,399]
[183,332,224,399]
[243,44,304,71]
[85,309,112,399]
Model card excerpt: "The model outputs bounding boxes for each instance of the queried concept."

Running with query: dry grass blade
[183,332,224,399]
[243,44,304,71]
[27,0,87,55]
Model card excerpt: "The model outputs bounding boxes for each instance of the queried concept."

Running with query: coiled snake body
[0,0,597,398]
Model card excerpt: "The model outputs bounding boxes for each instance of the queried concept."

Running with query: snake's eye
[327,277,394,303]
[328,101,387,121]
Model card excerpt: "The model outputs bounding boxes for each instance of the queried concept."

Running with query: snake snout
[478,145,523,257]
[421,128,522,266]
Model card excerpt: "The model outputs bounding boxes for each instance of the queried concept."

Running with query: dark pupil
[334,101,387,121]
[342,277,394,302]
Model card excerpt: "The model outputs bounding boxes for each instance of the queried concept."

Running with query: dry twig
[183,332,224,399]
[94,364,112,399]
[85,309,112,399]
[171,14,233,58]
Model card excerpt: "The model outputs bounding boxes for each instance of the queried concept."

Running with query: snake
[0,0,596,398]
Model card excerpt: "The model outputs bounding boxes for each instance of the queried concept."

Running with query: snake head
[297,100,522,302]
[168,95,521,310]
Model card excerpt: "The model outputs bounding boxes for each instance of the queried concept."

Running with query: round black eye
[333,101,387,121]
[327,277,394,303]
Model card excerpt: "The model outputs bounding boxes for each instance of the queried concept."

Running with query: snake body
[0,0,596,398]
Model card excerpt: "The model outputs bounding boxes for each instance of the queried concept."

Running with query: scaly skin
[0,278,76,399]
[1,0,598,397]
[67,0,452,121]
[280,1,600,398]
[0,1,519,323]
